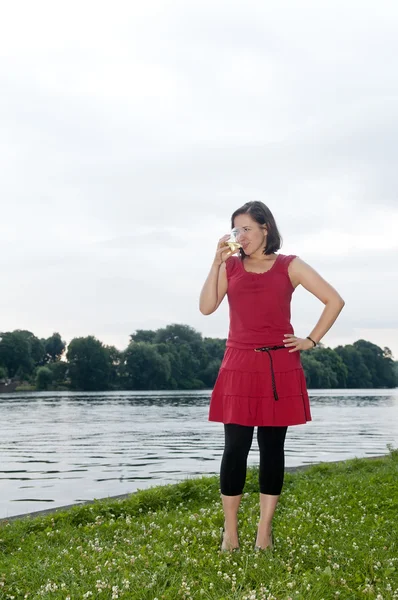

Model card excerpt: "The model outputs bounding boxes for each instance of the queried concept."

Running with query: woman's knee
[257,426,287,452]
[224,424,254,455]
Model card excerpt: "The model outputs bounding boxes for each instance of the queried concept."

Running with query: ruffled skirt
[209,346,312,427]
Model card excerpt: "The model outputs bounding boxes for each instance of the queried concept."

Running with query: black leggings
[220,424,288,496]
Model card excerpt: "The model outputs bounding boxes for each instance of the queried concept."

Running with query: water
[0,389,397,519]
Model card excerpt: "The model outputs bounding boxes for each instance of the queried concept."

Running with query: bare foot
[255,526,273,550]
[221,528,239,551]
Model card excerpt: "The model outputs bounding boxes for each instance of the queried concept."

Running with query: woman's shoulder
[276,253,299,271]
[277,253,298,263]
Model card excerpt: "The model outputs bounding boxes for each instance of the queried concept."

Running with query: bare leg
[255,493,279,548]
[221,494,242,549]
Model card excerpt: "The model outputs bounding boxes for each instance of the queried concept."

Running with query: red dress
[209,254,312,427]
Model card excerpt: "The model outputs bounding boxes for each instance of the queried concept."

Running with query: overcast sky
[1,0,397,360]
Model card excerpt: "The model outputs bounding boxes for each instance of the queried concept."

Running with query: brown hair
[231,201,282,256]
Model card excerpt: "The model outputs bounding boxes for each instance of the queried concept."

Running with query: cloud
[1,0,398,358]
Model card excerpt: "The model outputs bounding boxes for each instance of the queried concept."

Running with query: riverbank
[1,451,397,599]
[0,456,385,524]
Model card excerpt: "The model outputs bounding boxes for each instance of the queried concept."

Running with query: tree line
[0,325,397,392]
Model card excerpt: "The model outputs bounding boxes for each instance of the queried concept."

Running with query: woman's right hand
[213,234,240,266]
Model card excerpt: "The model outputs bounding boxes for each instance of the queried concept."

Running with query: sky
[1,0,398,360]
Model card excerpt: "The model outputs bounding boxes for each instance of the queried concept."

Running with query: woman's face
[233,213,267,256]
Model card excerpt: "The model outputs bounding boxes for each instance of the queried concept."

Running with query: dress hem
[208,416,312,427]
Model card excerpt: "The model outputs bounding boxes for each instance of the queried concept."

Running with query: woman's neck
[245,251,276,261]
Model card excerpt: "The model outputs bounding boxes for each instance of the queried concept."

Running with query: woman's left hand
[283,335,314,353]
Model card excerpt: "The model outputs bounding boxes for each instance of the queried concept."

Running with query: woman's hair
[231,201,282,256]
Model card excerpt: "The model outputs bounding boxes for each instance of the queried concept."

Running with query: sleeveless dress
[208,253,312,427]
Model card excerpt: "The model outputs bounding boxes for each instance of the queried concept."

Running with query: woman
[199,201,345,552]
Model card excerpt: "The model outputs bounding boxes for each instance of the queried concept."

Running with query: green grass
[1,449,398,600]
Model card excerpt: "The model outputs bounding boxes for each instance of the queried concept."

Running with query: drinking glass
[224,228,242,252]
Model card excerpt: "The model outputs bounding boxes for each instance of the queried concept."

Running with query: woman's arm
[284,257,345,352]
[199,234,235,315]
[199,262,228,315]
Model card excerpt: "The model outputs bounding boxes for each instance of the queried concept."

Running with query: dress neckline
[240,253,280,275]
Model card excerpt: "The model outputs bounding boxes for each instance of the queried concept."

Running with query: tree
[44,333,66,363]
[310,347,348,388]
[379,347,397,388]
[353,340,396,388]
[197,337,226,384]
[36,366,53,390]
[130,329,157,344]
[154,324,203,350]
[393,361,398,387]
[150,324,207,389]
[105,345,122,389]
[48,361,68,387]
[174,343,204,389]
[202,337,227,361]
[334,345,372,388]
[200,359,222,388]
[0,331,34,378]
[122,342,171,390]
[67,336,112,391]
[20,331,46,366]
[301,354,327,388]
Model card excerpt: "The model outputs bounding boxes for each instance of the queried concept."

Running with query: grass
[1,449,397,600]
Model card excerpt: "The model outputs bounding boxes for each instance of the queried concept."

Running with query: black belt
[254,345,286,401]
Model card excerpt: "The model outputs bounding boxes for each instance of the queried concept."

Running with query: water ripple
[0,389,397,518]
